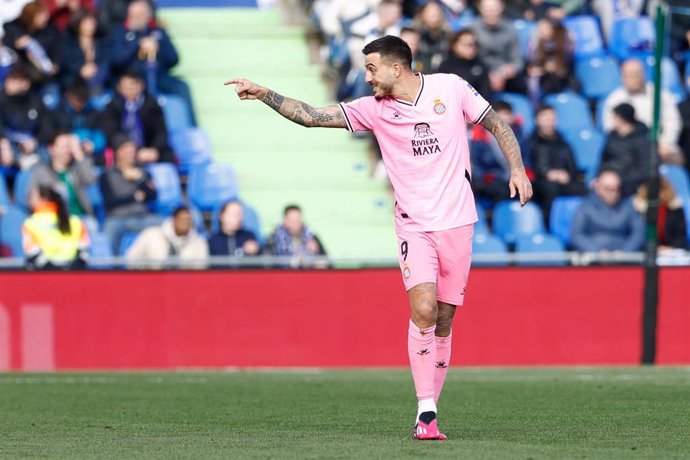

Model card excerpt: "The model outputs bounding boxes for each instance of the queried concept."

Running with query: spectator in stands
[59,8,110,92]
[23,184,89,269]
[99,133,161,253]
[530,105,586,223]
[110,0,197,125]
[470,0,525,93]
[43,0,94,33]
[602,59,683,166]
[266,204,327,267]
[436,29,492,100]
[42,78,106,162]
[101,72,175,164]
[316,0,380,43]
[3,1,61,85]
[535,0,586,20]
[346,0,403,99]
[30,130,95,217]
[0,37,18,85]
[400,27,422,72]
[208,200,260,257]
[97,0,154,35]
[679,95,690,172]
[413,0,450,73]
[470,100,529,203]
[590,0,644,39]
[0,1,32,37]
[125,205,208,269]
[526,18,573,105]
[600,103,650,197]
[571,169,645,254]
[0,65,45,171]
[633,179,688,252]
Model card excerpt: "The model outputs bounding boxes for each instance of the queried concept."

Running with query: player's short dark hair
[362,35,413,70]
[284,204,302,216]
[536,104,555,116]
[493,100,513,113]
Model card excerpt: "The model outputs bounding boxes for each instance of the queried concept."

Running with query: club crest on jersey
[466,81,479,97]
[433,99,446,115]
[403,264,411,279]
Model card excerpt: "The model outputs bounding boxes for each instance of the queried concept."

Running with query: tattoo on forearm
[260,89,346,128]
[479,110,524,171]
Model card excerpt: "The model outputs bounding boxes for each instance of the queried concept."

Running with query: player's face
[364,54,395,100]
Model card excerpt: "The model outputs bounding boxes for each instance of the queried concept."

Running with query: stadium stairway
[160,7,396,261]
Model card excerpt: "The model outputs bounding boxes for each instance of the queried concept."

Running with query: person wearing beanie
[599,102,650,197]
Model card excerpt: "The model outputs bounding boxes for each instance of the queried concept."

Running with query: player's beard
[373,81,394,100]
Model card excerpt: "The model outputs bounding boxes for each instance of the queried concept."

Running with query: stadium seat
[0,174,9,208]
[512,19,536,58]
[158,94,192,134]
[90,90,113,111]
[543,92,594,131]
[563,16,606,60]
[85,180,105,230]
[562,128,605,182]
[0,204,27,257]
[210,201,263,243]
[449,15,475,32]
[119,231,139,256]
[608,17,654,61]
[472,233,509,266]
[89,232,114,259]
[187,163,240,212]
[492,200,545,245]
[475,202,489,236]
[642,56,686,103]
[575,56,621,100]
[13,168,34,211]
[171,127,213,174]
[515,233,567,266]
[660,164,690,201]
[495,92,534,135]
[595,97,607,131]
[145,163,183,215]
[549,196,584,248]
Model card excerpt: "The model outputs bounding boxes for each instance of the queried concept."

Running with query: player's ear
[392,63,402,78]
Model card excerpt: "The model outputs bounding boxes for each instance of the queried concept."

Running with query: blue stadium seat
[145,163,183,215]
[608,17,654,61]
[0,174,9,208]
[89,232,114,259]
[595,97,607,131]
[575,56,621,100]
[189,205,208,236]
[472,233,509,266]
[563,16,606,60]
[187,163,240,211]
[685,62,690,93]
[0,204,27,257]
[495,92,534,135]
[13,168,34,211]
[515,233,567,266]
[171,127,213,174]
[119,231,139,256]
[562,128,605,182]
[210,201,263,243]
[449,15,475,32]
[492,200,545,245]
[543,92,594,131]
[642,56,686,103]
[512,19,536,58]
[475,202,489,236]
[660,164,690,201]
[90,90,113,111]
[85,179,105,230]
[158,94,192,134]
[549,196,584,248]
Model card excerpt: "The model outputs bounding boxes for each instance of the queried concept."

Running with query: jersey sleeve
[338,97,377,132]
[455,75,491,125]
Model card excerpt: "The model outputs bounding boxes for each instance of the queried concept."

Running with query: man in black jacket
[101,71,175,164]
[530,104,587,223]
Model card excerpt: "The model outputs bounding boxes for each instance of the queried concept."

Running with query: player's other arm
[224,78,347,129]
[479,109,533,206]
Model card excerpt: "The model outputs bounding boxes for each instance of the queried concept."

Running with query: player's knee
[413,297,438,324]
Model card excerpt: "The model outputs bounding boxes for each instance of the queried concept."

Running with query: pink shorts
[396,224,473,306]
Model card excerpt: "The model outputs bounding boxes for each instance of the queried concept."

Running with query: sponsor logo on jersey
[411,123,441,156]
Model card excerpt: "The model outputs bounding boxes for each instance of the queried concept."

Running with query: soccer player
[225,35,532,440]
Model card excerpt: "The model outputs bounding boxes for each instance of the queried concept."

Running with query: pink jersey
[340,73,491,231]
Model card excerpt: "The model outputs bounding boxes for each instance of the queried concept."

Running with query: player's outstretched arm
[224,78,347,129]
[479,109,533,206]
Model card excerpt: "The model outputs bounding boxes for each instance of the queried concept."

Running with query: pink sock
[408,319,437,402]
[434,332,452,404]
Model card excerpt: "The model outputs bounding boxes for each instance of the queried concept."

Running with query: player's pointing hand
[224,78,267,101]
[509,169,533,207]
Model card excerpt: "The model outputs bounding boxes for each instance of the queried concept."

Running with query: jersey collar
[395,73,424,107]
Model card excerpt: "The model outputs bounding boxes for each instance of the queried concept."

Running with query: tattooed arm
[224,78,347,129]
[479,108,533,205]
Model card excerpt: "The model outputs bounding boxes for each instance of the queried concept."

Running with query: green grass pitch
[1,368,689,459]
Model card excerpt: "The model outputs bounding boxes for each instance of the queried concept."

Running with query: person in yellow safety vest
[22,185,90,270]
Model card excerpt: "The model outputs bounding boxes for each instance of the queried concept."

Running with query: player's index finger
[223,78,244,86]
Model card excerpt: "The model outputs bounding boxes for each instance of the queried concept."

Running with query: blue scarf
[272,224,314,256]
[121,95,145,148]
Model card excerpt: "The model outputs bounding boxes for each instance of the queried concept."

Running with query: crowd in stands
[308,0,690,262]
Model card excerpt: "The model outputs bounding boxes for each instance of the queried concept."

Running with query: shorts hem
[404,279,437,292]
